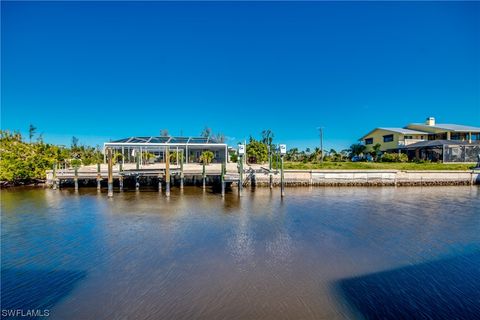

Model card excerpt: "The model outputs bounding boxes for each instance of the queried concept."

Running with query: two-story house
[360,117,480,152]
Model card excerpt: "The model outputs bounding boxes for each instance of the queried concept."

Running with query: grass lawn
[282,161,477,171]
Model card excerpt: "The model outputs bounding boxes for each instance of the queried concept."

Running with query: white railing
[398,139,425,147]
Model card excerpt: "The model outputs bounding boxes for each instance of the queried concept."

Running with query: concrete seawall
[248,170,480,187]
[46,167,480,188]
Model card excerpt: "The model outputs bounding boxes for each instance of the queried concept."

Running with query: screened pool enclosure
[402,140,480,163]
[103,136,228,164]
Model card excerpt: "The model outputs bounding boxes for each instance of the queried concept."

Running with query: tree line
[243,133,408,164]
[0,129,103,183]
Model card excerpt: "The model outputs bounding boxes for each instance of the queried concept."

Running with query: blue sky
[1,1,479,150]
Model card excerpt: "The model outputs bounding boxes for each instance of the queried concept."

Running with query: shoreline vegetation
[0,129,103,186]
[1,128,478,187]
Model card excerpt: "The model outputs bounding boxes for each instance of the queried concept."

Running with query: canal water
[1,186,479,320]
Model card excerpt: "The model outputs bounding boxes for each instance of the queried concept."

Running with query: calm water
[1,186,480,320]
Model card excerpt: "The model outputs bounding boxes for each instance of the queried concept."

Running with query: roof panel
[408,123,480,132]
[129,137,150,143]
[111,137,131,143]
[188,137,210,144]
[106,136,225,145]
[149,137,171,143]
[169,137,190,143]
[378,128,428,135]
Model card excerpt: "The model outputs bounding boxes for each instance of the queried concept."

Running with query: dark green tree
[246,138,268,163]
[349,143,367,158]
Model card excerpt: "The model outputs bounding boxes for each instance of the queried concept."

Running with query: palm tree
[372,143,382,161]
[199,150,214,165]
[349,143,367,158]
[261,129,274,147]
[286,148,299,161]
[312,147,322,162]
[201,127,212,138]
[28,124,37,143]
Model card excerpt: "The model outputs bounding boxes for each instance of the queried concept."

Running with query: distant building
[359,117,480,162]
[359,128,428,152]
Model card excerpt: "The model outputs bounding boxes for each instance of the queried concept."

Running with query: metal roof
[359,127,428,140]
[407,123,480,132]
[378,128,428,134]
[107,136,225,145]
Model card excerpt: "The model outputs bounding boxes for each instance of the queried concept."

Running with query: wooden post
[238,155,243,196]
[74,166,79,191]
[119,162,123,191]
[52,162,57,190]
[280,155,285,198]
[202,162,206,190]
[158,174,162,193]
[269,147,273,189]
[180,157,184,189]
[136,150,140,170]
[221,162,225,197]
[135,175,140,191]
[107,148,113,197]
[96,163,101,191]
[165,147,170,197]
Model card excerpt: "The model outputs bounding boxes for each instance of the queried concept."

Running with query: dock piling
[119,162,123,191]
[202,163,206,190]
[269,150,273,189]
[180,159,184,189]
[280,155,285,198]
[239,154,243,196]
[74,166,79,191]
[136,150,140,170]
[107,148,113,197]
[221,162,225,197]
[165,148,170,197]
[52,162,57,190]
[96,163,101,191]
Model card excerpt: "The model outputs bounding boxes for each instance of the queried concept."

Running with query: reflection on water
[337,252,480,320]
[1,186,479,319]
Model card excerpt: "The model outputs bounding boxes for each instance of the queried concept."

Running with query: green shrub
[380,153,408,163]
[246,139,268,163]
[229,152,238,163]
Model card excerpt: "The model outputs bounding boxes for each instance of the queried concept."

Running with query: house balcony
[398,139,426,147]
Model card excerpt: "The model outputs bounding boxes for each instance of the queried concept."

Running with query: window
[383,134,394,142]
[404,135,413,139]
[365,138,373,145]
[450,133,461,140]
